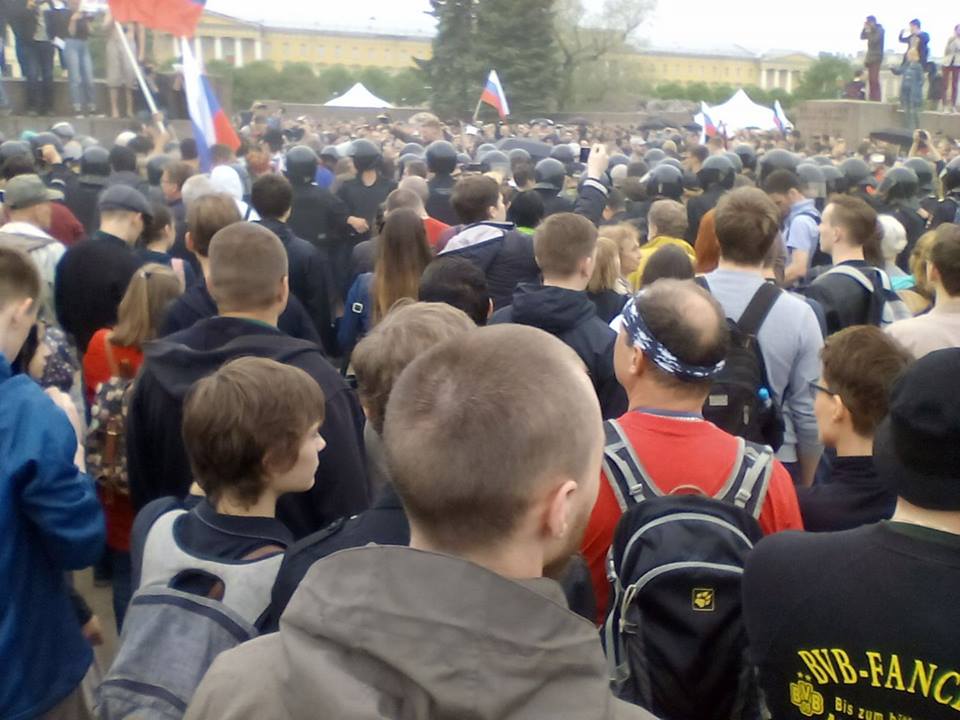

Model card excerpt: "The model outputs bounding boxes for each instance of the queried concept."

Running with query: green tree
[318,65,355,101]
[422,0,483,118]
[794,54,854,101]
[474,0,559,117]
[232,61,280,108]
[358,67,393,100]
[276,63,322,102]
[390,67,430,106]
[552,0,655,109]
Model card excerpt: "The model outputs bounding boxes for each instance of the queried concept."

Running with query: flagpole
[113,21,164,130]
[472,98,483,123]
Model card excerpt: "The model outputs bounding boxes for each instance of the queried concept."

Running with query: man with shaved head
[127,222,368,539]
[186,325,656,719]
[581,278,803,622]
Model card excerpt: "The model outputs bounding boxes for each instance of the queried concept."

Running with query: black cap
[98,184,153,218]
[874,349,960,510]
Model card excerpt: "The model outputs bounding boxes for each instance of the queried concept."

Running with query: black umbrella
[683,122,703,132]
[639,118,668,131]
[869,128,914,148]
[496,137,553,161]
[567,116,590,126]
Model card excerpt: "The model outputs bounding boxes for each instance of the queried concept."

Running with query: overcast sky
[206,0,958,58]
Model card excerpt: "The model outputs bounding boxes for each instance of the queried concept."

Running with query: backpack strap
[736,282,781,337]
[104,337,119,377]
[602,419,662,511]
[714,441,774,520]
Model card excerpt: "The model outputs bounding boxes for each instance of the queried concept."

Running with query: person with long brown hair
[338,208,432,354]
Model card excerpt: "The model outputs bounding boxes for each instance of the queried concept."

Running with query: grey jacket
[185,546,656,720]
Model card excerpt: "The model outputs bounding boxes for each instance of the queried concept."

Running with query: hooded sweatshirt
[185,546,656,720]
[126,316,368,539]
[491,284,627,419]
[210,165,259,221]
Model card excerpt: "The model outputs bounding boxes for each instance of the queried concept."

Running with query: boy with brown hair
[101,357,326,717]
[491,212,627,419]
[799,326,912,531]
[128,222,368,539]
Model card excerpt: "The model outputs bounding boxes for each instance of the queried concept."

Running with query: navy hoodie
[126,316,369,539]
[490,284,627,419]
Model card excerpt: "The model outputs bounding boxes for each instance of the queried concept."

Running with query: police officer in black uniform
[686,154,735,243]
[903,157,938,223]
[68,145,111,236]
[932,157,960,229]
[336,139,396,292]
[632,164,685,241]
[839,157,880,209]
[425,140,458,225]
[533,158,574,217]
[285,144,349,296]
[877,166,926,271]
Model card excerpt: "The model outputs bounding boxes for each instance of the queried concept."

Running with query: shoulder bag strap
[737,282,781,336]
[602,418,662,511]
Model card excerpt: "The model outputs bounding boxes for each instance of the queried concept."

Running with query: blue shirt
[0,355,104,719]
[783,199,820,263]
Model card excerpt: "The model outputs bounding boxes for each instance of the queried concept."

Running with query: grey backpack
[97,510,283,719]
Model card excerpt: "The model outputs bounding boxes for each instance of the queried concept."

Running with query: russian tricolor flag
[699,102,719,144]
[773,100,793,133]
[108,0,206,38]
[479,70,510,119]
[181,37,240,172]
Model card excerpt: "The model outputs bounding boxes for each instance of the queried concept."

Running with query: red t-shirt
[423,216,450,250]
[581,410,804,625]
[82,328,144,552]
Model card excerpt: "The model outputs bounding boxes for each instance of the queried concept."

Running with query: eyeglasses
[809,381,838,400]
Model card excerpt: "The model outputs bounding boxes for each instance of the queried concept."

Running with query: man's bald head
[625,278,729,397]
[384,324,602,554]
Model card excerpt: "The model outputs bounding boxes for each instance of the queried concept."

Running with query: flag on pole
[773,100,793,133]
[181,37,240,172]
[699,102,718,144]
[107,0,206,38]
[479,70,510,119]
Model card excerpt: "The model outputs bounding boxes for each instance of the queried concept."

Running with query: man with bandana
[580,279,804,623]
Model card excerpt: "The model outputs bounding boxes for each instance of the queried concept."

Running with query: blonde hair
[910,231,940,299]
[109,263,183,348]
[587,236,622,294]
[599,223,640,258]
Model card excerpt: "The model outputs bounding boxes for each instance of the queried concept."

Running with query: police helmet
[51,122,76,142]
[797,163,827,199]
[811,155,835,167]
[0,140,31,162]
[722,151,743,174]
[507,147,531,165]
[32,131,64,155]
[878,166,919,203]
[758,149,798,183]
[839,157,876,192]
[820,164,844,196]
[697,154,736,190]
[80,145,111,177]
[319,145,340,160]
[284,145,320,185]
[146,154,172,185]
[456,152,471,167]
[533,158,566,194]
[400,142,425,157]
[643,148,667,167]
[659,157,684,172]
[549,144,576,165]
[733,143,757,171]
[903,157,934,196]
[480,150,510,174]
[426,140,458,174]
[941,156,960,195]
[476,143,497,160]
[645,164,684,201]
[349,139,382,173]
[609,153,630,169]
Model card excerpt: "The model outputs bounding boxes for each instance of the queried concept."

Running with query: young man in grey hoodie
[186,324,655,720]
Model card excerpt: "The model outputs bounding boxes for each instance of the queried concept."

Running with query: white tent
[694,89,779,134]
[324,83,394,109]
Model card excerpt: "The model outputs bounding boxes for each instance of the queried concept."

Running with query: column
[234,37,244,68]
[214,36,223,61]
[172,34,179,59]
[254,38,263,61]
[786,69,793,94]
[194,36,202,61]
[760,66,767,89]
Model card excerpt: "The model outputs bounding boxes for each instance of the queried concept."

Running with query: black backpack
[601,419,771,720]
[696,278,784,451]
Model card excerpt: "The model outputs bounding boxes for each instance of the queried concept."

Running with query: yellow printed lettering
[866,652,885,688]
[831,649,859,684]
[884,654,906,691]
[907,660,938,696]
[799,650,831,685]
[811,649,840,683]
[933,671,960,706]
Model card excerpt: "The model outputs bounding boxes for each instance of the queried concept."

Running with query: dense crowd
[2,105,960,720]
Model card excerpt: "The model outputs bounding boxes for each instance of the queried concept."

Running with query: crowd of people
[2,103,960,720]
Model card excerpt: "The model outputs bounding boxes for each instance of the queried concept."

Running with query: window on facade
[369,47,375,57]
[282,42,290,57]
[335,46,342,58]
[300,44,307,57]
[317,46,324,58]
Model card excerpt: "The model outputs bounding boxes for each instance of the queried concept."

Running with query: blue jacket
[338,272,373,355]
[0,355,104,719]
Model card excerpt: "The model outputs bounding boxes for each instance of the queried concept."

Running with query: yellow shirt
[627,236,697,289]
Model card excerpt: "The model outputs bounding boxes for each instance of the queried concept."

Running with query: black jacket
[800,260,877,335]
[886,203,926,270]
[931,194,960,229]
[686,186,726,244]
[264,483,409,631]
[159,280,322,346]
[288,183,348,248]
[257,217,333,352]
[588,288,627,324]
[336,176,397,244]
[55,231,143,353]
[126,316,369,539]
[106,171,152,199]
[65,176,107,238]
[439,222,540,310]
[796,456,895,532]
[426,174,457,226]
[535,188,576,218]
[491,284,627,419]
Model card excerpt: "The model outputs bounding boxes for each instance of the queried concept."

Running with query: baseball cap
[98,184,153,218]
[4,174,63,209]
[874,349,960,510]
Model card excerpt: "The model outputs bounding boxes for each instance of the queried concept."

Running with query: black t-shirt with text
[743,522,960,720]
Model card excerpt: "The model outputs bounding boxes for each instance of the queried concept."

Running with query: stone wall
[794,100,960,144]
